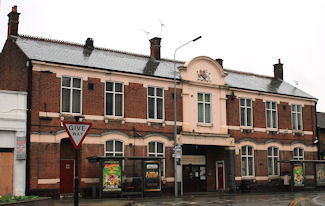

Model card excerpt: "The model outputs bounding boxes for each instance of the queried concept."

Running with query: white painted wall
[0,90,27,196]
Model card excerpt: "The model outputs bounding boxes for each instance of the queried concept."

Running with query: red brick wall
[253,99,265,128]
[29,143,60,190]
[205,146,226,191]
[0,38,28,91]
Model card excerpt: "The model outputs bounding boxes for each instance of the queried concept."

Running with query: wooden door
[60,160,74,193]
[0,151,14,195]
[216,161,224,190]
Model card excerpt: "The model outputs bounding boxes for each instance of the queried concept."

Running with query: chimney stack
[149,37,161,60]
[83,38,94,56]
[273,59,283,80]
[215,58,223,67]
[7,5,20,38]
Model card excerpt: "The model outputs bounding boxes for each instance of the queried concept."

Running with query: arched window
[148,141,165,177]
[267,147,279,176]
[105,140,124,156]
[293,147,304,160]
[241,145,254,177]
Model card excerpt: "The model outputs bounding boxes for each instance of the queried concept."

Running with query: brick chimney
[215,58,223,67]
[7,5,20,38]
[149,37,161,60]
[273,59,283,80]
[83,38,94,56]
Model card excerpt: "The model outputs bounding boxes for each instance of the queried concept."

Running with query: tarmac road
[52,191,325,206]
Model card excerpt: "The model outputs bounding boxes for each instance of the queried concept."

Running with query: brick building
[0,6,318,196]
[317,112,325,159]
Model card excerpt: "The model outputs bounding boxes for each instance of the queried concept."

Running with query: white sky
[1,0,325,112]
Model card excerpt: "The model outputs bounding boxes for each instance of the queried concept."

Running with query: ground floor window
[241,145,254,177]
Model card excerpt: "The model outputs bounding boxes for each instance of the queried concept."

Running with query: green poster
[293,164,304,187]
[102,160,122,192]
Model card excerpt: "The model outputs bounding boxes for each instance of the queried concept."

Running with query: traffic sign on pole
[63,121,92,150]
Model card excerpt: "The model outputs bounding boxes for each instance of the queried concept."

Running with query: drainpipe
[26,59,33,195]
[315,102,320,160]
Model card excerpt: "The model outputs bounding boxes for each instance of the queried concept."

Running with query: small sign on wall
[16,136,26,160]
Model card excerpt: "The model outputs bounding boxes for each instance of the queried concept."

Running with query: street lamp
[173,36,201,197]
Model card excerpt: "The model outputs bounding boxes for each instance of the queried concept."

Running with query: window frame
[105,81,124,117]
[293,147,304,160]
[147,86,165,120]
[61,76,82,114]
[291,104,303,131]
[241,145,255,177]
[105,140,124,157]
[239,98,253,127]
[267,146,280,176]
[148,141,165,177]
[265,101,278,129]
[197,92,212,124]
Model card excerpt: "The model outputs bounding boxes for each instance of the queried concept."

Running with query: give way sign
[63,122,92,150]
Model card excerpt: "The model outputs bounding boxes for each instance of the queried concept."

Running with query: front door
[183,165,206,192]
[216,161,225,190]
[60,160,74,193]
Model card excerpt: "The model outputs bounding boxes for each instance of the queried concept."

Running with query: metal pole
[173,36,201,197]
[74,148,79,206]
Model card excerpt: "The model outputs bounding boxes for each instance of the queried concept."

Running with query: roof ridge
[18,34,184,64]
[224,68,273,79]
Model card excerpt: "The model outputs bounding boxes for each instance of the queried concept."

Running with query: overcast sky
[1,0,325,112]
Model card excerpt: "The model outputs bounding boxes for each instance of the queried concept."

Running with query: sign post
[63,121,92,206]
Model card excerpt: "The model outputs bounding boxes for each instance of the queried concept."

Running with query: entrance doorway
[0,149,14,195]
[60,138,75,193]
[183,165,206,192]
[216,161,225,190]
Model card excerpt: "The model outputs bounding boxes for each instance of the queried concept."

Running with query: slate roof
[317,112,325,128]
[14,35,315,100]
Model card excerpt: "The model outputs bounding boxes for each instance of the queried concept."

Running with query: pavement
[51,191,325,206]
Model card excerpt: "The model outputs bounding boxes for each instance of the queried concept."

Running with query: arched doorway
[60,138,75,193]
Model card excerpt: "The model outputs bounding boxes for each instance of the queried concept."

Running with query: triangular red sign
[63,121,92,150]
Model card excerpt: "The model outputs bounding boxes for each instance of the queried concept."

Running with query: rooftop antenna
[139,28,150,40]
[159,19,165,38]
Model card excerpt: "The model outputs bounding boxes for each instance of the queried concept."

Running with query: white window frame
[241,145,255,177]
[198,92,212,123]
[291,104,303,131]
[266,101,278,129]
[267,147,280,176]
[61,76,82,114]
[147,87,164,120]
[293,147,304,160]
[105,140,124,156]
[105,81,124,117]
[239,98,253,127]
[148,141,165,177]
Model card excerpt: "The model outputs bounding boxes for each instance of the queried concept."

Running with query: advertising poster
[144,161,161,191]
[316,164,325,186]
[293,164,304,187]
[102,160,122,192]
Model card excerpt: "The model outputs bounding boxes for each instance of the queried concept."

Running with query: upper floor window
[267,147,279,176]
[105,82,123,117]
[291,104,303,130]
[198,93,211,123]
[266,101,277,128]
[241,145,254,177]
[148,141,165,176]
[105,140,124,156]
[240,98,252,127]
[61,76,82,114]
[293,147,304,160]
[148,87,164,120]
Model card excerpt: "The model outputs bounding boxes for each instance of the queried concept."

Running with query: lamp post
[173,36,201,197]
